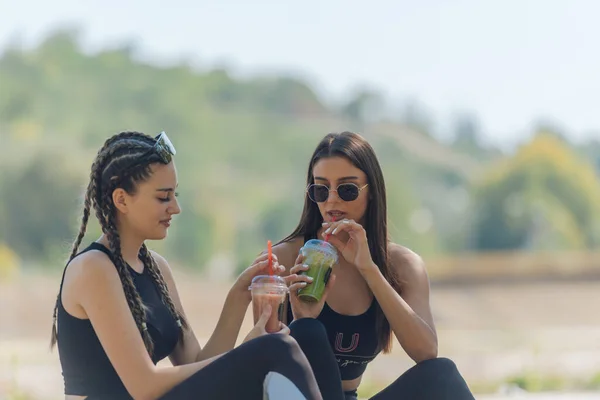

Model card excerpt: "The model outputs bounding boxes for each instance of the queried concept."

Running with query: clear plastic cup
[249,275,288,333]
[297,239,338,302]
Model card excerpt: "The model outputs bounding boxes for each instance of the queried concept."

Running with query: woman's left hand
[232,252,285,302]
[321,219,377,274]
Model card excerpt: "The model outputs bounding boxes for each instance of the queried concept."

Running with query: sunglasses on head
[154,131,176,163]
[306,183,369,203]
[123,132,176,171]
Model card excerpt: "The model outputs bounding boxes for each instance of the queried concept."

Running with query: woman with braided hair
[50,131,342,400]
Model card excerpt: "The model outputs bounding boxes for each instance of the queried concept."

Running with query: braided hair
[50,131,188,355]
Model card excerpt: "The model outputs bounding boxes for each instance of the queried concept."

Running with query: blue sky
[1,0,599,147]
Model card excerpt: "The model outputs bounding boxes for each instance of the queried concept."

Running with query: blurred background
[1,1,600,399]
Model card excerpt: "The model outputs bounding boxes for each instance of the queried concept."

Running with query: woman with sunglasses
[50,131,343,400]
[271,131,475,399]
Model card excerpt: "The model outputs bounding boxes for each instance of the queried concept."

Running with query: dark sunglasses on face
[306,183,369,203]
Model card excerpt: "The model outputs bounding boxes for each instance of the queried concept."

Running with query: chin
[148,230,168,241]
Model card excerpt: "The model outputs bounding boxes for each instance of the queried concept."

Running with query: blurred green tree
[471,132,600,251]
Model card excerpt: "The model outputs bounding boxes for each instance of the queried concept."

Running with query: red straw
[267,240,273,275]
[324,216,336,242]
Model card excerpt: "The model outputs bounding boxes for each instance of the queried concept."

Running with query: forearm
[197,289,249,361]
[362,265,438,362]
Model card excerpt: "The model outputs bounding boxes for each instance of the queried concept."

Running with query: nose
[170,197,182,215]
[326,188,341,203]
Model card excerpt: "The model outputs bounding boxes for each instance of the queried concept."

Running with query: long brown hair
[278,131,398,353]
[50,131,188,355]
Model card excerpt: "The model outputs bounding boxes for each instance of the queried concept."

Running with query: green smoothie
[297,239,338,302]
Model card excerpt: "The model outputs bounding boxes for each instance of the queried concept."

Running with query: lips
[160,219,172,227]
[327,210,346,220]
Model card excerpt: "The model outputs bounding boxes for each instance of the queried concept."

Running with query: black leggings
[158,333,325,400]
[290,318,475,400]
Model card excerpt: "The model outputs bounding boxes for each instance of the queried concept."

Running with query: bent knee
[290,318,327,339]
[290,318,327,335]
[256,334,300,357]
[425,357,456,368]
[413,357,459,375]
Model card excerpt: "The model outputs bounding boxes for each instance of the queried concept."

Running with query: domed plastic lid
[248,274,288,291]
[303,239,338,260]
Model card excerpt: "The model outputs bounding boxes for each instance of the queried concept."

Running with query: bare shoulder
[272,236,304,256]
[272,237,305,274]
[387,243,429,286]
[61,249,131,319]
[64,250,122,295]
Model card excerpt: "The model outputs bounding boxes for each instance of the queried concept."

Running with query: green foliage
[0,242,20,282]
[586,371,600,390]
[4,28,600,274]
[0,150,83,261]
[471,132,600,251]
[506,370,567,392]
[166,197,215,270]
[0,28,456,271]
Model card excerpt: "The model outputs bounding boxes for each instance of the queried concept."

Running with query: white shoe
[263,371,308,400]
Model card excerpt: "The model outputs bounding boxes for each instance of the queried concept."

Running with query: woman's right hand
[242,304,290,344]
[287,253,336,320]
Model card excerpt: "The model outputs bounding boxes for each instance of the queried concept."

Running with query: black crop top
[57,242,179,399]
